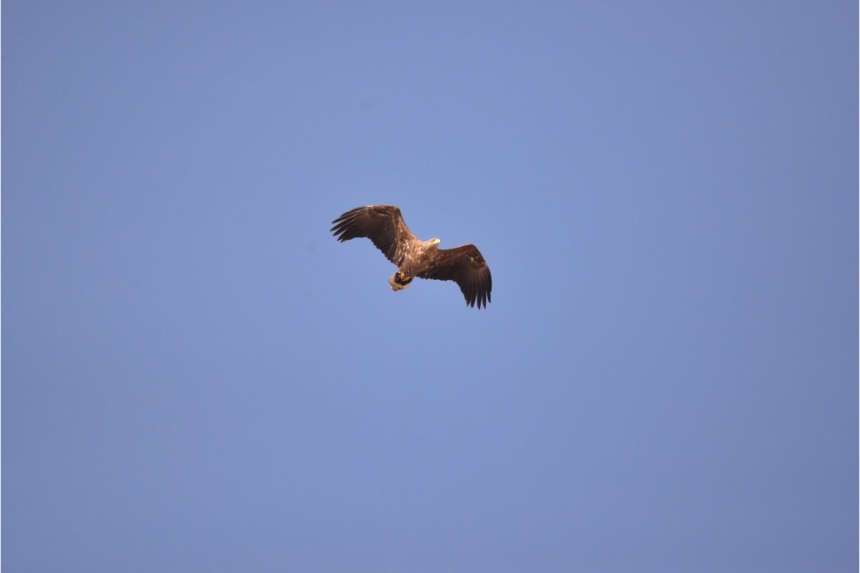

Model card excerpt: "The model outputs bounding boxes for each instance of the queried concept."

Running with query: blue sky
[3,2,857,571]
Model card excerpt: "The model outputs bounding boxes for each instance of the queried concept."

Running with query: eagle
[331,205,492,308]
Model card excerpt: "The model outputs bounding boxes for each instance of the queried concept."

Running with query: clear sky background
[3,2,857,572]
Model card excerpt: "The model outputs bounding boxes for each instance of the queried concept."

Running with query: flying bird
[331,205,492,308]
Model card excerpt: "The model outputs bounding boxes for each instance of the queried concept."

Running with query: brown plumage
[331,205,492,308]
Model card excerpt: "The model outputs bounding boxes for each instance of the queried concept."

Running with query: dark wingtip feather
[330,208,363,242]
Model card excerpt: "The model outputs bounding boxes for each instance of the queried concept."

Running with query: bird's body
[331,205,492,308]
[386,237,440,291]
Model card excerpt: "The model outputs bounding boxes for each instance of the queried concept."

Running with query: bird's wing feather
[417,244,492,308]
[330,205,417,265]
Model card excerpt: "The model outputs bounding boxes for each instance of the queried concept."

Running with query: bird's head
[429,238,441,248]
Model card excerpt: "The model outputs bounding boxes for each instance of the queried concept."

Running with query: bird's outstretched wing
[418,245,492,308]
[330,205,417,266]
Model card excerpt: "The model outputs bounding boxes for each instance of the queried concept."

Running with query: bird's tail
[389,272,413,291]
